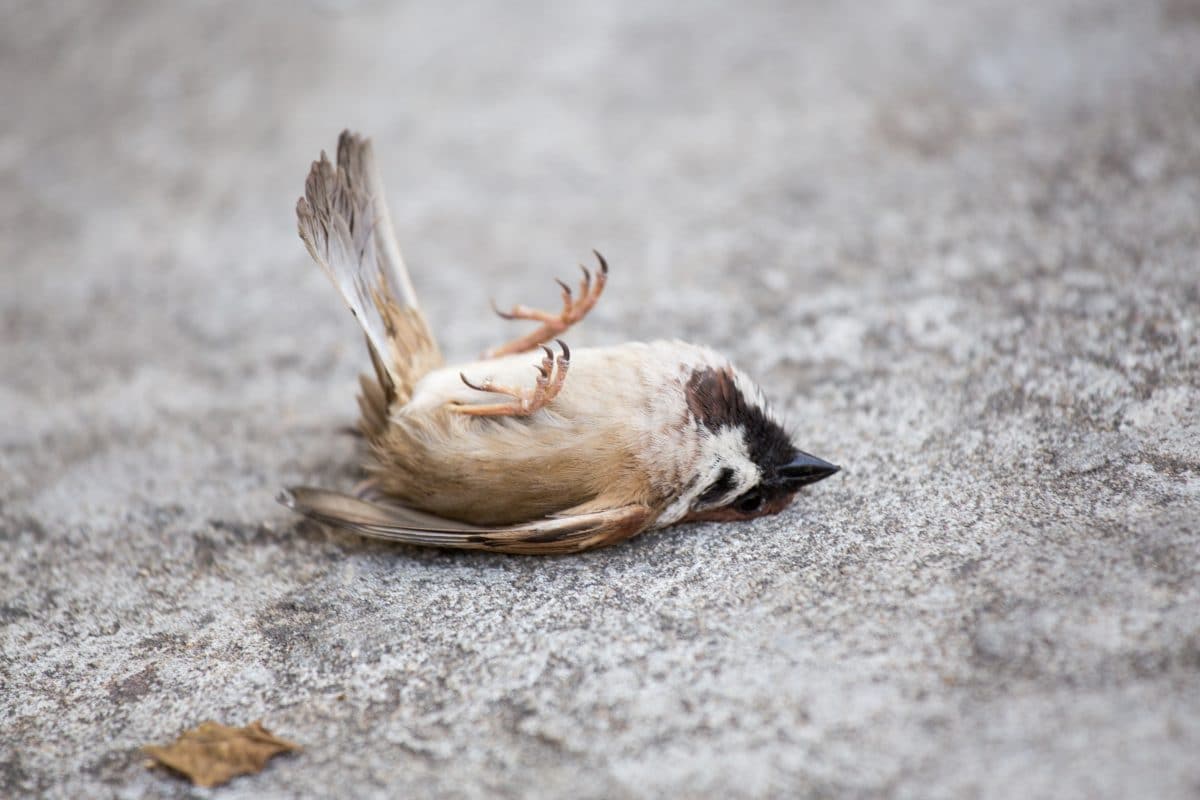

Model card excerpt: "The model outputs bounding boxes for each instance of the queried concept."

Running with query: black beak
[778,451,840,488]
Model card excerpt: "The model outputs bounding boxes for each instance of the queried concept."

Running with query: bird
[278,130,840,554]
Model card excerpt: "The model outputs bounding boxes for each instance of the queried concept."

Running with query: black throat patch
[684,367,798,480]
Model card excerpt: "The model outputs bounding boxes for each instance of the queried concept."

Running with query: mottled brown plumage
[280,130,839,553]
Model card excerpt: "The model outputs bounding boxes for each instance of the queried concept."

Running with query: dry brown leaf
[143,720,299,788]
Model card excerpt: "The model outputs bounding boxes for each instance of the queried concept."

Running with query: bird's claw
[483,251,608,358]
[454,340,571,416]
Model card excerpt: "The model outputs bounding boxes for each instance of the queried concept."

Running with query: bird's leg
[452,340,570,416]
[484,251,608,358]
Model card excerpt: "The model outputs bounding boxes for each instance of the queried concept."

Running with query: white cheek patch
[704,427,760,499]
[656,427,761,527]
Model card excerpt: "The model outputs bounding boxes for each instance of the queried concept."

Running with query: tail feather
[297,130,441,413]
[277,487,652,554]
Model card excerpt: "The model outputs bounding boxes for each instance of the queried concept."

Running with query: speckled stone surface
[3,1,1198,797]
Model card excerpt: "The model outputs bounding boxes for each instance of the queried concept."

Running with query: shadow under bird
[278,130,840,554]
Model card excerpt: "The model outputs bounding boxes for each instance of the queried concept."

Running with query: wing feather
[278,487,652,554]
[297,137,395,375]
[296,130,442,411]
[334,131,417,308]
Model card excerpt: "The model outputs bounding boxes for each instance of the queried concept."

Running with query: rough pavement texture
[3,1,1199,797]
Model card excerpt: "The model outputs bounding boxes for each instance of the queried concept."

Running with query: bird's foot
[483,251,607,358]
[452,340,570,416]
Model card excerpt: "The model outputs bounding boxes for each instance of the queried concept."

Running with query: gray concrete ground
[2,1,1199,797]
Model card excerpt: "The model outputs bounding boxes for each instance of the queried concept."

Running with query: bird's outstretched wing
[296,130,441,410]
[278,487,652,555]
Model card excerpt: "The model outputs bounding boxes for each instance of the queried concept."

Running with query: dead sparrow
[279,131,839,554]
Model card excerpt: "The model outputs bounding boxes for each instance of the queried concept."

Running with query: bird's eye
[734,491,763,514]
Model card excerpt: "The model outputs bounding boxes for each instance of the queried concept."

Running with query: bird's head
[674,365,839,524]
